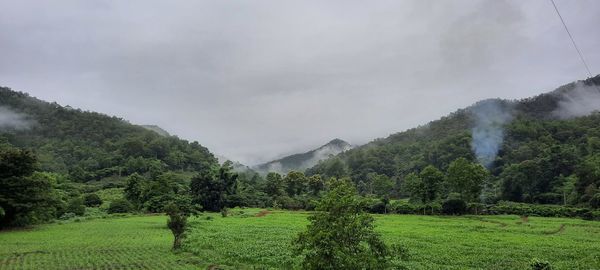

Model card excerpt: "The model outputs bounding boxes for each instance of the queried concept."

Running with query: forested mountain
[254,138,353,174]
[0,87,218,182]
[308,75,600,205]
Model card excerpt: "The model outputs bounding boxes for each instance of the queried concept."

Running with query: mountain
[140,125,170,137]
[307,75,600,204]
[254,138,353,174]
[0,87,218,182]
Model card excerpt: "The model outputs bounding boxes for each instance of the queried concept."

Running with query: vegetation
[293,179,405,269]
[308,76,600,208]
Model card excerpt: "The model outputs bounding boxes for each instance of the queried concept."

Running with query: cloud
[0,0,599,165]
[552,82,600,119]
[0,106,34,131]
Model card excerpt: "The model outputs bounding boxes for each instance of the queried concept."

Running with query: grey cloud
[0,0,599,165]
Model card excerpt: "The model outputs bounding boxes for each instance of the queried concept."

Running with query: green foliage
[419,165,445,203]
[530,258,553,270]
[107,199,133,214]
[446,157,488,201]
[0,87,218,183]
[589,193,600,209]
[293,179,405,269]
[306,76,600,204]
[67,197,86,216]
[165,203,188,250]
[83,193,102,207]
[0,146,57,227]
[190,161,238,212]
[442,198,467,215]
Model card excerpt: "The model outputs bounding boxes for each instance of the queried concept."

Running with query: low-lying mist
[0,106,34,131]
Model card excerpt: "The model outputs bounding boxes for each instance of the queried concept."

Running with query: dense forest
[308,75,600,207]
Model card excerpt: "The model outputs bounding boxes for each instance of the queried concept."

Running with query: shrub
[442,198,467,215]
[293,179,406,269]
[107,199,133,214]
[529,258,552,270]
[67,197,86,216]
[390,201,417,214]
[59,212,77,220]
[83,194,103,207]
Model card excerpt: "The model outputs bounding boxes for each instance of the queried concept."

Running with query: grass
[0,215,202,270]
[1,209,599,269]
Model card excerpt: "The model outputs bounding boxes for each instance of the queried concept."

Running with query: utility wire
[549,0,594,78]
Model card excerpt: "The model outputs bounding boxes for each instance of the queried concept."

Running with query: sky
[1,0,599,165]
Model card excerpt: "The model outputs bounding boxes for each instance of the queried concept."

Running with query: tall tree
[190,161,238,212]
[419,165,445,203]
[0,146,55,227]
[446,158,488,202]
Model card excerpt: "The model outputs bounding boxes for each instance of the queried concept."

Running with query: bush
[442,198,467,215]
[390,201,417,214]
[529,258,552,270]
[83,194,103,207]
[107,199,133,214]
[67,197,86,216]
[59,212,77,220]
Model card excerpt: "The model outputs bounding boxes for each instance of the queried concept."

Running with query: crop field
[1,210,599,270]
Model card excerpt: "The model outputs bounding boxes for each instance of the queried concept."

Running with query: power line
[550,0,594,78]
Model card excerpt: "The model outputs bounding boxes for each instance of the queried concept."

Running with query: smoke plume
[552,82,600,119]
[470,99,513,168]
[0,106,34,131]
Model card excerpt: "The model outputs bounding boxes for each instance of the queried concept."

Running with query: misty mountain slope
[140,125,171,137]
[254,138,353,174]
[307,75,600,203]
[0,87,218,181]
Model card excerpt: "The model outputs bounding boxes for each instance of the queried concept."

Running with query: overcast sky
[1,0,599,165]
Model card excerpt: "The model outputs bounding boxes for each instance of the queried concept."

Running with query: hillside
[254,138,353,174]
[0,87,218,182]
[308,75,600,204]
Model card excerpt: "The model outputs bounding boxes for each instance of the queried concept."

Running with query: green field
[1,210,599,270]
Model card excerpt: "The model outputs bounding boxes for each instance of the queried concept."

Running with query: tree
[293,178,406,269]
[66,197,86,216]
[369,173,394,197]
[124,173,145,208]
[403,173,425,203]
[165,202,188,250]
[264,172,284,197]
[307,174,325,196]
[419,165,445,203]
[83,193,103,207]
[0,147,55,227]
[446,158,488,202]
[190,161,238,212]
[283,171,307,197]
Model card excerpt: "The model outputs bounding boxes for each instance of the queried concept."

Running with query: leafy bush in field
[442,198,467,215]
[107,199,133,214]
[529,258,553,270]
[293,179,407,269]
[67,197,86,216]
[83,193,102,207]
